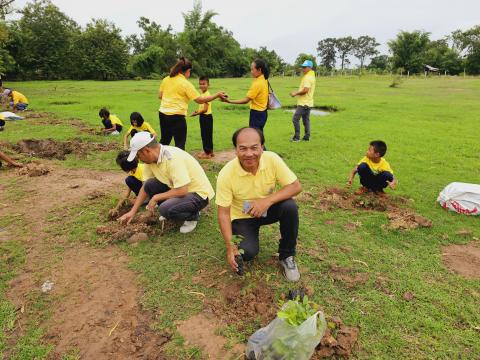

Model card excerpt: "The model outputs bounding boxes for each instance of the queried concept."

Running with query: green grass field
[1,75,479,359]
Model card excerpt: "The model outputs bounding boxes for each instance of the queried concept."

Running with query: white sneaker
[179,220,197,233]
[110,130,120,135]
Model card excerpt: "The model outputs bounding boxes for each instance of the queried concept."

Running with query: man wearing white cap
[118,131,214,233]
[289,60,316,142]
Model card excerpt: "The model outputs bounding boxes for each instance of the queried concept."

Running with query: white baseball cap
[127,131,155,162]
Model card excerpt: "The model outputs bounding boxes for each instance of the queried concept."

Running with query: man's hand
[12,161,23,168]
[146,197,158,213]
[247,198,272,218]
[387,179,397,190]
[226,246,240,273]
[346,178,353,187]
[289,91,296,97]
[118,210,135,225]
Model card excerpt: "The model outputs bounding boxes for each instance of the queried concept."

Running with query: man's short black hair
[199,76,209,83]
[99,107,110,118]
[116,150,138,172]
[370,140,387,157]
[232,127,265,147]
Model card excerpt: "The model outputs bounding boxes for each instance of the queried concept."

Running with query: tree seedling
[232,235,245,276]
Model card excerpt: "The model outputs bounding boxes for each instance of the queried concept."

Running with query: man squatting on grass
[347,140,397,193]
[118,132,214,234]
[216,127,302,282]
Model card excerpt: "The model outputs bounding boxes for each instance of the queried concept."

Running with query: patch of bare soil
[176,313,244,359]
[442,242,480,279]
[329,265,370,288]
[16,163,50,177]
[314,187,432,231]
[194,149,236,164]
[314,316,359,359]
[2,166,169,359]
[204,280,277,330]
[11,138,118,160]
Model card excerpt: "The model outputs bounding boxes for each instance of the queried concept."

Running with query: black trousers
[357,163,394,191]
[249,109,268,132]
[199,114,213,154]
[159,112,187,150]
[102,119,122,132]
[0,119,5,127]
[231,199,298,261]
[125,175,142,196]
[143,178,208,221]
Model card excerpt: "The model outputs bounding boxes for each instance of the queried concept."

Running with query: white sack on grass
[0,111,24,120]
[437,182,480,215]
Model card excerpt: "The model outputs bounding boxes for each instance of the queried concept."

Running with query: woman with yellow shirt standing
[158,57,226,150]
[221,59,269,132]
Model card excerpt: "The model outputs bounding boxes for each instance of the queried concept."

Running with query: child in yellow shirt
[191,76,214,158]
[99,108,123,135]
[347,140,397,194]
[123,112,157,149]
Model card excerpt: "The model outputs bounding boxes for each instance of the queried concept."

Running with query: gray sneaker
[290,137,300,142]
[279,256,300,282]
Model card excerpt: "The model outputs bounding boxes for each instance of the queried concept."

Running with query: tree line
[0,0,479,80]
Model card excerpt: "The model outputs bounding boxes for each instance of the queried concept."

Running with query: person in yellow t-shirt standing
[158,57,226,150]
[119,132,215,234]
[289,60,316,142]
[191,76,214,158]
[347,140,397,194]
[216,127,303,282]
[221,59,269,132]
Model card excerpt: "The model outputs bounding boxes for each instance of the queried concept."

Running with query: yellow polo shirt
[142,145,215,200]
[12,91,28,105]
[129,163,146,182]
[197,90,212,115]
[358,156,393,174]
[216,151,298,220]
[109,115,123,126]
[246,74,268,111]
[297,70,316,107]
[126,121,156,136]
[159,74,200,116]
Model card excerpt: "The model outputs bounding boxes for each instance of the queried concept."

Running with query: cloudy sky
[11,0,480,63]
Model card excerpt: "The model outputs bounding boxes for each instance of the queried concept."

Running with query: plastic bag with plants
[245,295,327,360]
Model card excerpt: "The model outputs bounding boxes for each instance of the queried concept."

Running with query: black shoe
[290,137,300,142]
[302,138,310,141]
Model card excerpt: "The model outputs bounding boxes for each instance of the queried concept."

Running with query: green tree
[177,1,249,77]
[0,0,15,20]
[250,46,286,75]
[0,21,14,75]
[317,38,336,70]
[388,30,431,73]
[13,0,79,79]
[127,17,178,77]
[335,36,356,70]
[353,35,379,70]
[424,39,462,74]
[451,25,480,75]
[367,55,391,71]
[71,19,128,80]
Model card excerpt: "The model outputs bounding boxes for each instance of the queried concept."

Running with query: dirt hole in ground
[49,101,80,105]
[442,242,480,279]
[310,187,432,230]
[193,149,236,164]
[11,138,119,160]
[329,265,370,288]
[16,163,50,177]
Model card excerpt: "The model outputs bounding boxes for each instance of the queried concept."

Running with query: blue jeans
[357,163,394,192]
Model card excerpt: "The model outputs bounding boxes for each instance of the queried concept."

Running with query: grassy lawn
[1,75,479,359]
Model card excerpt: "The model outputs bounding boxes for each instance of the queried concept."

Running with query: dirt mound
[387,209,432,230]
[96,213,178,244]
[314,316,359,359]
[13,138,119,160]
[314,187,431,231]
[176,313,244,359]
[442,242,480,279]
[329,265,370,288]
[17,163,50,177]
[204,280,277,330]
[194,149,236,164]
